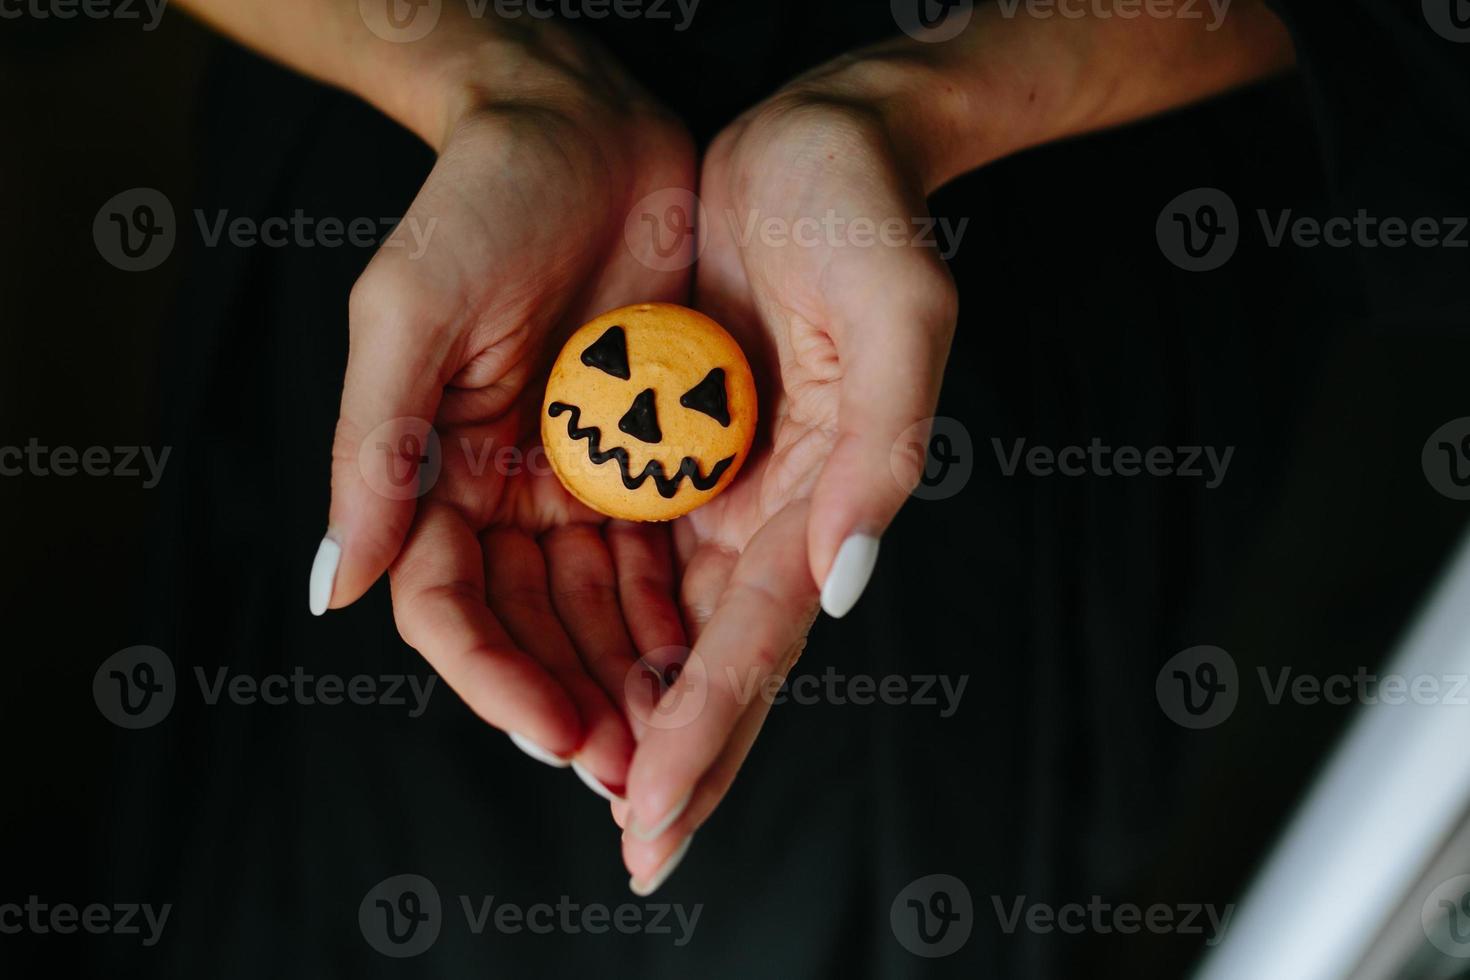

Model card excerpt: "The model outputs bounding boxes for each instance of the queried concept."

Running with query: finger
[623,500,818,845]
[619,532,737,742]
[605,520,688,662]
[312,257,453,616]
[541,524,644,724]
[807,255,958,619]
[622,681,789,893]
[483,528,635,797]
[607,520,694,732]
[389,501,581,756]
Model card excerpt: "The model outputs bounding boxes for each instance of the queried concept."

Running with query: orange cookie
[542,303,757,522]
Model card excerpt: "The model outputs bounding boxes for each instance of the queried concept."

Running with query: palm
[616,99,955,881]
[680,104,909,559]
[372,104,698,795]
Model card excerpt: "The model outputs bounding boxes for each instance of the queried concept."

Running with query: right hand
[312,26,697,796]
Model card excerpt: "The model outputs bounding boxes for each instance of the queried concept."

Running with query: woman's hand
[613,66,960,890]
[311,25,698,796]
[612,3,1297,886]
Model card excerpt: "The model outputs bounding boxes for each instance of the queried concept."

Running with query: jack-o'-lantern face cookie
[542,303,757,522]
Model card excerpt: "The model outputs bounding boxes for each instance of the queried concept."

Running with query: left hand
[612,63,959,891]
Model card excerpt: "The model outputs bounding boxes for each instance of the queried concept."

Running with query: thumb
[309,272,452,616]
[806,265,957,619]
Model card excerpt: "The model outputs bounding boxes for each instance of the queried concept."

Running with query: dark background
[3,2,1469,977]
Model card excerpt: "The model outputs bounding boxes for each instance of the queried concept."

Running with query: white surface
[1195,532,1470,980]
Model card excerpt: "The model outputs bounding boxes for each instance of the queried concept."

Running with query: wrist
[779,40,1013,196]
[348,16,639,152]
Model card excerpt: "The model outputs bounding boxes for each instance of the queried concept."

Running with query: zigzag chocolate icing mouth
[548,402,734,499]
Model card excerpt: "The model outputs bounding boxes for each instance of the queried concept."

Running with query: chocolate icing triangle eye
[680,368,730,427]
[581,325,630,379]
[618,388,663,444]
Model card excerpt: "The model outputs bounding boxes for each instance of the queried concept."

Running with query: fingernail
[571,760,625,802]
[629,789,692,842]
[820,533,880,619]
[508,732,571,768]
[629,834,693,897]
[308,534,341,617]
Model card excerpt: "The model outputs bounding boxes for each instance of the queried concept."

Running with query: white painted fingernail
[629,789,692,842]
[308,534,341,617]
[571,760,625,802]
[629,834,693,897]
[509,732,571,768]
[820,533,880,618]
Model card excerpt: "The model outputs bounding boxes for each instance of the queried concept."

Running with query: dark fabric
[76,1,1470,978]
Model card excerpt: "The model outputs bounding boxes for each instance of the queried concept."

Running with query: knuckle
[887,429,929,494]
[348,258,431,334]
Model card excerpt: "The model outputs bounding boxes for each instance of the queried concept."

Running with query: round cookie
[542,303,757,522]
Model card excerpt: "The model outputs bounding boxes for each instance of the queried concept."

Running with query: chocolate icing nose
[618,388,662,444]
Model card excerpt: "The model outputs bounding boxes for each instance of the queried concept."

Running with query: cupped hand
[312,29,697,798]
[615,76,959,889]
